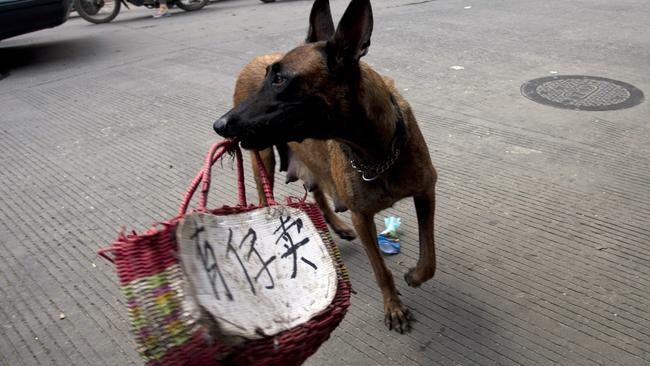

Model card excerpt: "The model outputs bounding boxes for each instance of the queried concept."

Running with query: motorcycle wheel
[75,0,121,24]
[175,0,208,11]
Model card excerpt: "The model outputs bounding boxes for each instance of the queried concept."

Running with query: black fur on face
[214,45,345,150]
[215,88,336,150]
[213,0,373,150]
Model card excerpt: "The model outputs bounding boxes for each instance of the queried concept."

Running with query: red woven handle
[178,140,278,215]
[197,142,248,211]
[178,139,247,215]
[254,150,277,205]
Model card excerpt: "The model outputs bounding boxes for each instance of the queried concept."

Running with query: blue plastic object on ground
[378,216,401,254]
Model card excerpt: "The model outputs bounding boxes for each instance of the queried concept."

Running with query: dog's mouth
[215,97,333,150]
[214,119,273,150]
[229,130,279,150]
[237,131,309,151]
[238,137,272,150]
[218,122,305,151]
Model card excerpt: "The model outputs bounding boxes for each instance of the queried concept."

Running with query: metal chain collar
[346,93,406,182]
[350,146,401,182]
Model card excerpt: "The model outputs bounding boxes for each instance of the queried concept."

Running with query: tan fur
[234,47,437,333]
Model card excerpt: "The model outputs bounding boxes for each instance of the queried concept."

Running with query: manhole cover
[521,75,644,111]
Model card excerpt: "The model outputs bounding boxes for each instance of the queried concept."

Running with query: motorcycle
[74,0,208,24]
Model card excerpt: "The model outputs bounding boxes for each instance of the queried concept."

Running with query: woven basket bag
[98,139,351,366]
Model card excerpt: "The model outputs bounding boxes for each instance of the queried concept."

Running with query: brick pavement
[1,1,649,365]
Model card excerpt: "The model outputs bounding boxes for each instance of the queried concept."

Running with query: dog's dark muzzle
[213,96,328,149]
[213,108,271,149]
[214,107,252,141]
[213,98,261,138]
[213,112,234,137]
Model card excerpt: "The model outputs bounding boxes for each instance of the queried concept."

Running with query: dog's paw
[323,215,356,241]
[334,226,357,241]
[384,300,413,334]
[404,267,435,288]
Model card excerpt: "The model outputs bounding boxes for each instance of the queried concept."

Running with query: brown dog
[214,0,437,333]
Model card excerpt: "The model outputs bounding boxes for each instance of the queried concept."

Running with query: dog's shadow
[333,230,498,363]
[403,281,496,359]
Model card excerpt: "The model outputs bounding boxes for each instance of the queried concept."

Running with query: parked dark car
[0,0,71,41]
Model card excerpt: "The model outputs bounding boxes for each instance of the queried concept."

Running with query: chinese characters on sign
[178,208,337,339]
[190,214,319,302]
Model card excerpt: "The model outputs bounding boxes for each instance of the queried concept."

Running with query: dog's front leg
[351,211,412,333]
[312,189,356,241]
[405,187,437,287]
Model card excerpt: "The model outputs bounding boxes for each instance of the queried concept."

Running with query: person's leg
[154,0,170,17]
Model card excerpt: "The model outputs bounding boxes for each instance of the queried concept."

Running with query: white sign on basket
[177,206,337,340]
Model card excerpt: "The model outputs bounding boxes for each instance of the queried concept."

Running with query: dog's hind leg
[252,148,275,206]
[404,186,437,287]
[351,211,413,333]
[313,189,356,241]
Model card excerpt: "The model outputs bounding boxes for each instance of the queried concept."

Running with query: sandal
[153,10,171,18]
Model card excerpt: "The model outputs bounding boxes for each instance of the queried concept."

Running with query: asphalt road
[1,0,649,365]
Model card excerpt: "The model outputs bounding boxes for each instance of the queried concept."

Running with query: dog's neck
[338,66,405,177]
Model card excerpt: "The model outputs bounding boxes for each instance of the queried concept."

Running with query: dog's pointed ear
[327,0,373,69]
[306,0,335,43]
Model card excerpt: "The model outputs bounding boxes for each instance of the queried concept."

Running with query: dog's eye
[272,74,286,86]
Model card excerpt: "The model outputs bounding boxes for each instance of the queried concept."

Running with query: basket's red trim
[111,201,351,366]
[253,149,277,205]
[97,246,116,263]
[113,205,255,285]
[179,140,278,215]
[105,140,351,365]
[144,330,229,366]
[114,228,178,286]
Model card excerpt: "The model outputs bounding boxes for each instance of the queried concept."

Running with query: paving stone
[1,0,649,365]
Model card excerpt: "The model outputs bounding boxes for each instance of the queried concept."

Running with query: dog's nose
[213,117,229,136]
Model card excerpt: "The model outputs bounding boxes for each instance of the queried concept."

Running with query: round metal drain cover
[521,75,644,111]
